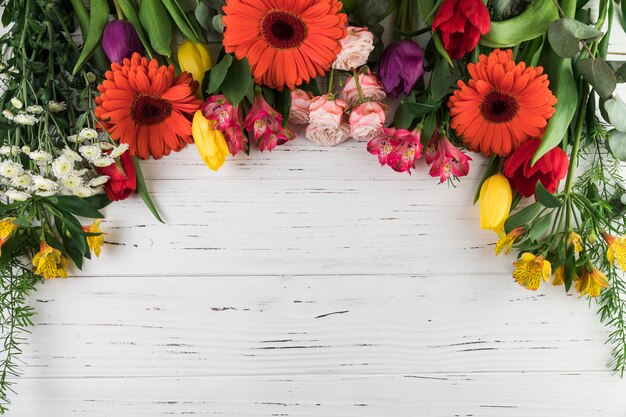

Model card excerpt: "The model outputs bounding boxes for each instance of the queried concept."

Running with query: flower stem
[327,69,334,96]
[564,82,589,195]
[353,69,365,104]
[113,0,124,20]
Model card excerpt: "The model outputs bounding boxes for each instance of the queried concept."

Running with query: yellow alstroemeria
[576,267,609,298]
[512,253,551,291]
[177,40,212,98]
[0,217,18,256]
[495,226,525,256]
[83,219,104,257]
[567,231,583,253]
[32,241,69,279]
[479,173,512,234]
[602,233,626,270]
[192,110,230,171]
[552,266,564,286]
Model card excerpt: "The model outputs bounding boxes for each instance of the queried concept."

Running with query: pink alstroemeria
[426,130,472,183]
[243,92,293,152]
[367,127,423,174]
[201,95,247,155]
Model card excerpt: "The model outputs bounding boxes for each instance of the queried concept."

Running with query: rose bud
[378,40,425,97]
[102,20,144,64]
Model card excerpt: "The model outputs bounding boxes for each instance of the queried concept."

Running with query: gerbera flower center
[261,10,308,49]
[131,94,172,125]
[480,90,519,123]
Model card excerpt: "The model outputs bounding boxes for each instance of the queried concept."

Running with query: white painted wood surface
[9,4,626,417]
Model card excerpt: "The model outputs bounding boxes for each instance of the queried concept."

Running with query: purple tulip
[378,40,424,98]
[102,20,144,64]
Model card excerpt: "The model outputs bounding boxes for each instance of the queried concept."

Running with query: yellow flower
[512,253,551,291]
[177,40,212,98]
[192,110,230,171]
[479,173,512,234]
[0,217,18,256]
[576,267,609,298]
[567,231,583,253]
[603,233,626,270]
[552,266,564,286]
[83,219,104,257]
[495,226,525,255]
[32,241,69,279]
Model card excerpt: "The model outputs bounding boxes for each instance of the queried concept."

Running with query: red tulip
[503,139,569,198]
[96,151,137,201]
[432,0,491,60]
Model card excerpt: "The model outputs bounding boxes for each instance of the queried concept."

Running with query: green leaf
[341,0,358,13]
[207,54,233,94]
[577,57,616,99]
[353,0,390,25]
[300,79,322,96]
[195,1,214,31]
[117,0,152,55]
[421,112,437,147]
[528,214,552,242]
[480,0,558,48]
[504,202,542,234]
[533,48,577,164]
[430,58,451,101]
[608,129,626,161]
[614,63,626,83]
[275,88,291,128]
[220,57,252,106]
[84,194,112,210]
[603,97,626,132]
[548,17,603,58]
[162,0,202,43]
[212,13,224,34]
[139,0,173,56]
[72,0,109,75]
[51,196,104,219]
[133,157,164,223]
[393,93,416,130]
[472,155,501,204]
[535,182,562,208]
[401,101,437,118]
[563,247,575,291]
[431,32,453,67]
[419,0,443,24]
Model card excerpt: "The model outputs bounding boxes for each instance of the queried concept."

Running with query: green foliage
[139,0,173,56]
[72,0,109,74]
[220,57,253,107]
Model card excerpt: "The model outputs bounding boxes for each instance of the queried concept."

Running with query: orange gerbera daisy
[95,53,202,160]
[448,49,557,157]
[222,0,347,90]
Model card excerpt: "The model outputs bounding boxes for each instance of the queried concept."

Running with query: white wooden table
[9,8,626,417]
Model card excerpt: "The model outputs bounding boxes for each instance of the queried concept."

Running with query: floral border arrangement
[1,0,626,411]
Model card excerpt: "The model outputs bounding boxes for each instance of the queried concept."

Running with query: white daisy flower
[31,175,58,191]
[98,141,114,150]
[59,173,83,189]
[67,134,83,144]
[72,186,94,198]
[10,173,32,189]
[74,168,88,176]
[10,97,23,109]
[2,109,14,120]
[79,145,101,160]
[52,155,75,178]
[5,189,30,201]
[78,128,98,141]
[13,113,38,125]
[29,150,53,163]
[21,145,30,155]
[26,105,44,115]
[91,156,115,167]
[61,147,82,162]
[0,161,24,178]
[34,190,57,197]
[0,145,20,156]
[110,143,130,159]
[88,175,110,187]
[48,101,66,113]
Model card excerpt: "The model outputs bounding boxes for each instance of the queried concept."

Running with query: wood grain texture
[8,3,626,416]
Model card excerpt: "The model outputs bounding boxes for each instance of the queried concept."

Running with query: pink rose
[289,89,313,125]
[342,70,386,107]
[332,27,374,71]
[308,96,348,127]
[349,101,386,142]
[306,123,350,147]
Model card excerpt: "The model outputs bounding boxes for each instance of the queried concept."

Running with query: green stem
[113,0,124,20]
[564,83,589,195]
[352,69,365,104]
[327,69,334,96]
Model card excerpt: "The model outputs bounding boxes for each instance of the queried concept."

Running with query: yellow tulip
[192,110,229,171]
[479,173,512,233]
[178,40,213,97]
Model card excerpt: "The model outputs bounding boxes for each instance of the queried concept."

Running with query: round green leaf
[577,58,616,99]
[608,129,626,161]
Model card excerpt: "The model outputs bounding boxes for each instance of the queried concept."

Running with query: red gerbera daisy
[222,0,347,90]
[95,53,202,160]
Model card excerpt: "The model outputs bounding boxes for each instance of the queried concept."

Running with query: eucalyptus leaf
[604,97,626,132]
[72,0,109,75]
[139,0,173,56]
[212,14,224,34]
[577,58,616,99]
[353,0,390,25]
[608,129,626,161]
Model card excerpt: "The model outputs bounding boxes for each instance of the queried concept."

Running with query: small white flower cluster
[2,98,44,125]
[0,128,128,202]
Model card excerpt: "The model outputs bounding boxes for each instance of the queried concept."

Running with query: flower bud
[479,173,512,233]
[102,20,144,64]
[191,111,229,171]
[178,41,213,97]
